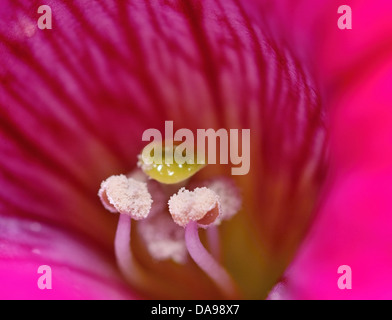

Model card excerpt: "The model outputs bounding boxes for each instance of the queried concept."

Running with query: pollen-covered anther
[98,174,152,220]
[168,187,221,227]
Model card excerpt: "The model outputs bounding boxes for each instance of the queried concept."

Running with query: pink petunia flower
[0,0,390,299]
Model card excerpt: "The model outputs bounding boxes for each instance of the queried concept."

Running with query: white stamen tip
[98,174,152,220]
[168,187,221,227]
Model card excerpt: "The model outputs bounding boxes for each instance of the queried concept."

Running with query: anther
[98,174,152,220]
[168,187,221,227]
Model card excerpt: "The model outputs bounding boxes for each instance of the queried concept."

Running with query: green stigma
[138,141,206,184]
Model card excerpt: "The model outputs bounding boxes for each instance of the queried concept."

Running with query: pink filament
[114,213,174,297]
[185,221,239,299]
[114,214,145,287]
[207,226,221,261]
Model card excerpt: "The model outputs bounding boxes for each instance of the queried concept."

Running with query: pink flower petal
[281,170,392,299]
[274,0,392,299]
[0,216,138,299]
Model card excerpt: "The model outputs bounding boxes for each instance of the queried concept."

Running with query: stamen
[98,174,152,220]
[98,174,153,287]
[99,173,183,297]
[185,221,239,299]
[168,187,221,227]
[138,141,205,185]
[168,187,239,298]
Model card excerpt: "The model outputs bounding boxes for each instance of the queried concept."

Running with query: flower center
[98,143,242,299]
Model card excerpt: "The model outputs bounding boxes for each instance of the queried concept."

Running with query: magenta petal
[281,170,392,299]
[0,216,137,299]
[331,60,392,173]
[282,65,392,299]
[276,0,392,299]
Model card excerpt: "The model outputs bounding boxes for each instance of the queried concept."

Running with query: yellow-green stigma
[138,140,206,184]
